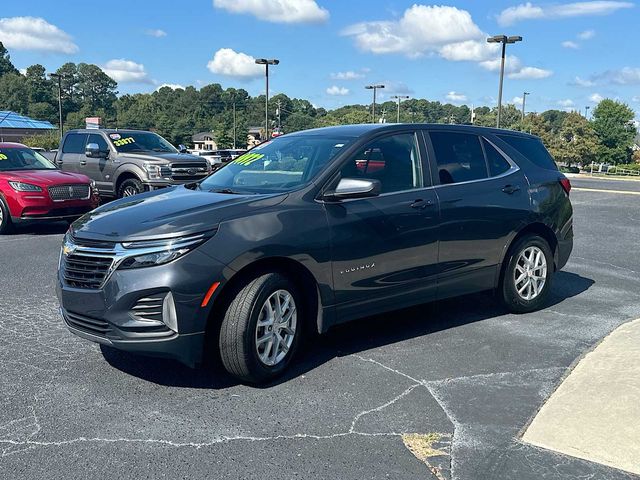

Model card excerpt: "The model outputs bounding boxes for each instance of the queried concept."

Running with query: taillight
[559,177,571,195]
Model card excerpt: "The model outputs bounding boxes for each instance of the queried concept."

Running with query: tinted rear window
[62,134,87,154]
[497,135,557,171]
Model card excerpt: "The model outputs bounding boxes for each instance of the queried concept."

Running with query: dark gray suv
[57,124,573,384]
[55,129,211,198]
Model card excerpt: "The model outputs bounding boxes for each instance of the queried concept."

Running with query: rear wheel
[500,234,553,313]
[0,198,13,235]
[219,272,303,384]
[118,178,145,198]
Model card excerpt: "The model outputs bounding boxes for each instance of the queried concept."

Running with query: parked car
[57,124,573,384]
[190,150,223,169]
[55,129,211,198]
[0,142,98,234]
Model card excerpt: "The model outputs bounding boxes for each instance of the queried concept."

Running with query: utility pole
[276,99,281,130]
[49,73,64,139]
[522,91,530,121]
[487,35,523,128]
[471,104,475,124]
[232,101,237,149]
[365,84,385,123]
[254,58,279,141]
[585,106,590,119]
[391,95,409,123]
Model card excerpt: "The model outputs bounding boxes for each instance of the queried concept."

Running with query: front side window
[339,133,423,194]
[200,135,352,193]
[0,148,57,171]
[88,133,109,151]
[430,132,487,185]
[107,132,177,154]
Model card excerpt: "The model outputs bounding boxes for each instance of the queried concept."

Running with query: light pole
[521,91,530,121]
[391,95,409,123]
[49,73,64,139]
[254,58,279,141]
[487,35,522,128]
[585,106,590,119]
[365,84,385,123]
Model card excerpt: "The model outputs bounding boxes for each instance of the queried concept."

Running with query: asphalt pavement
[1,176,639,480]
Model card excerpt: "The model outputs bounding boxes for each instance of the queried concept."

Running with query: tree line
[1,42,637,166]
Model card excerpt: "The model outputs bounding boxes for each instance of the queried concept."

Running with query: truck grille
[49,184,90,201]
[170,162,209,181]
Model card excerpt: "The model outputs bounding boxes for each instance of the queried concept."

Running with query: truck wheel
[0,198,13,234]
[500,234,553,313]
[118,178,144,198]
[219,272,303,384]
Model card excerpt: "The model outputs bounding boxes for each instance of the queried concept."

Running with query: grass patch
[402,433,445,460]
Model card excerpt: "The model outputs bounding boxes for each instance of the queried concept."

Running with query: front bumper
[9,193,98,223]
[56,247,230,367]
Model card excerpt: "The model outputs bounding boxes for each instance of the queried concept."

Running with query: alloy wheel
[122,186,139,197]
[255,289,297,367]
[514,246,547,301]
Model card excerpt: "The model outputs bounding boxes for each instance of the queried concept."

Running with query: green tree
[76,63,118,114]
[25,64,53,104]
[592,99,636,164]
[554,112,598,166]
[0,42,19,77]
[0,73,28,113]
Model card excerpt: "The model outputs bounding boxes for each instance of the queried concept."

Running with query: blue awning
[0,111,55,130]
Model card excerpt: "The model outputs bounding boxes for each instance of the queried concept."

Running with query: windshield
[107,132,177,153]
[0,147,57,171]
[200,135,352,193]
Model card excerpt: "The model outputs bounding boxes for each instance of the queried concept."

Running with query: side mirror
[85,143,108,158]
[178,144,188,153]
[326,178,381,200]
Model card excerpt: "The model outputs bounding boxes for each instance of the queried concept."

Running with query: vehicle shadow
[9,221,69,236]
[100,270,594,389]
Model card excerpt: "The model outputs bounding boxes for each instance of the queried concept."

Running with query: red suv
[0,142,98,234]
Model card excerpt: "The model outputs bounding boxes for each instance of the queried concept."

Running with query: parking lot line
[522,317,640,475]
[572,187,640,195]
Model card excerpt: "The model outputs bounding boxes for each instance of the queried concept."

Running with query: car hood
[118,152,205,164]
[71,186,287,242]
[0,169,90,186]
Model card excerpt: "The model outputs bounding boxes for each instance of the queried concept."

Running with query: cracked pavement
[1,177,640,479]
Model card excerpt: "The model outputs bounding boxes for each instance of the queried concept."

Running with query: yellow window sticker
[113,136,135,147]
[232,153,265,166]
[0,153,7,160]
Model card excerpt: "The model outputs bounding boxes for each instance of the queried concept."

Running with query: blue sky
[1,0,639,116]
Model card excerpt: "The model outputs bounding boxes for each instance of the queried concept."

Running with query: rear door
[425,130,531,299]
[57,133,87,174]
[324,131,440,322]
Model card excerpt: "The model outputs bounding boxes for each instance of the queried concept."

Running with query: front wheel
[0,198,13,235]
[219,272,303,384]
[118,178,145,198]
[500,234,553,313]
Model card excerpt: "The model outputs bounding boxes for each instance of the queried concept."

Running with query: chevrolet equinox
[57,124,573,384]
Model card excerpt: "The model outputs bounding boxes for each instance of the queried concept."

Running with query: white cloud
[632,96,640,102]
[479,55,522,73]
[156,83,184,91]
[440,39,499,62]
[578,29,596,39]
[446,91,467,102]
[212,0,328,24]
[206,48,264,78]
[571,76,596,87]
[498,1,633,26]
[145,29,167,38]
[0,16,78,54]
[512,96,524,105]
[509,67,553,79]
[562,40,580,49]
[18,68,27,75]
[102,59,151,83]
[590,93,604,102]
[558,99,575,107]
[326,85,350,96]
[330,71,365,80]
[606,67,640,85]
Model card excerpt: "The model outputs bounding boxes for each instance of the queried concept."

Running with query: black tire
[219,272,303,384]
[0,197,13,235]
[117,178,145,198]
[500,234,553,313]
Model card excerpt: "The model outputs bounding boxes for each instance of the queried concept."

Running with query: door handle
[501,185,520,194]
[80,160,87,166]
[410,199,434,209]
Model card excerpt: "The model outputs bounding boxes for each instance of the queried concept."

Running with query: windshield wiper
[211,188,253,195]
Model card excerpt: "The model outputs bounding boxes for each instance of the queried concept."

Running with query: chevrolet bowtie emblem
[62,244,75,256]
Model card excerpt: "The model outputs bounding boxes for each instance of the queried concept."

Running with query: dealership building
[0,111,56,143]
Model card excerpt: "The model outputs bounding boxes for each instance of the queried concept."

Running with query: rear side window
[62,134,87,154]
[430,132,487,185]
[497,135,557,171]
[482,138,511,177]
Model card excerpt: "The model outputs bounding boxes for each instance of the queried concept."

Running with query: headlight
[144,162,172,180]
[118,231,216,270]
[8,181,42,192]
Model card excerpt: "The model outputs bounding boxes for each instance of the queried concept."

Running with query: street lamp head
[487,35,507,43]
[507,35,523,43]
[48,73,60,78]
[255,58,279,65]
[365,84,385,89]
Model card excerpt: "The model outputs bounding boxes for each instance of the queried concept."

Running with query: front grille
[64,310,110,337]
[170,162,209,181]
[63,252,114,289]
[49,184,90,201]
[130,294,165,322]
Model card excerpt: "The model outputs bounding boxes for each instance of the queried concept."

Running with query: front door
[84,133,113,193]
[425,130,531,298]
[324,131,440,323]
